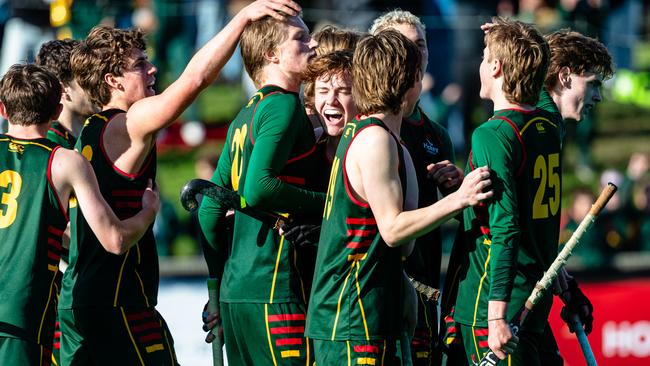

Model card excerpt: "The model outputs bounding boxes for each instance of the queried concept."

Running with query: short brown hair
[544,29,614,90]
[36,39,80,85]
[0,64,62,126]
[71,26,146,107]
[352,30,421,115]
[313,25,362,56]
[484,17,549,106]
[302,50,354,110]
[240,15,290,86]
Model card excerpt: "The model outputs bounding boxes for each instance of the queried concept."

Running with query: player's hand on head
[456,166,493,207]
[202,300,223,343]
[481,23,495,34]
[142,179,160,216]
[242,0,301,22]
[488,319,518,360]
[427,160,464,191]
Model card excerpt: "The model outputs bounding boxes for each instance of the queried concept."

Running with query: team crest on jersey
[8,142,24,154]
[423,139,439,156]
[536,122,546,133]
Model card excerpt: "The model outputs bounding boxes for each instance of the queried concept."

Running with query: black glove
[559,278,594,334]
[281,222,321,248]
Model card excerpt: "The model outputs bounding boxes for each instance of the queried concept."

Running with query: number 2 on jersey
[230,125,248,191]
[0,170,22,228]
[532,153,560,219]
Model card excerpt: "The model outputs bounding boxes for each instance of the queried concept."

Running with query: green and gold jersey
[46,121,76,149]
[305,117,406,341]
[0,135,67,345]
[401,104,455,288]
[215,85,325,303]
[60,109,159,309]
[454,108,562,332]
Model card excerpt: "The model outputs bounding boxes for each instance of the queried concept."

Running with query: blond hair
[369,9,425,35]
[240,15,291,86]
[352,30,421,115]
[484,17,549,106]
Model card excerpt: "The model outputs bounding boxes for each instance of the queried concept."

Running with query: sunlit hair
[71,26,146,107]
[369,8,425,35]
[544,29,614,89]
[240,14,294,87]
[36,39,80,85]
[0,64,62,126]
[352,30,421,115]
[302,50,353,111]
[484,17,549,106]
[313,25,363,56]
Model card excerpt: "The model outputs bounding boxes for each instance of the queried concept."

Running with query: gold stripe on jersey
[519,116,557,135]
[269,236,286,303]
[332,263,356,340]
[354,261,370,340]
[114,250,130,306]
[0,137,53,151]
[305,336,310,366]
[472,246,492,327]
[121,307,146,365]
[281,350,300,358]
[346,341,352,366]
[357,357,376,365]
[37,270,57,344]
[135,269,150,307]
[265,304,279,366]
[146,344,164,353]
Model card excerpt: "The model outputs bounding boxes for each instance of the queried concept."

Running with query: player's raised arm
[51,148,159,254]
[126,0,301,141]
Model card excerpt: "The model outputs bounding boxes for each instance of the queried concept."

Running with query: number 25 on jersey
[532,153,560,219]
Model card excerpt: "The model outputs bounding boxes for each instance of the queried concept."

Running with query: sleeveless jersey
[46,121,76,149]
[0,136,67,345]
[60,109,159,309]
[454,108,562,332]
[305,117,407,341]
[220,85,324,303]
[400,105,455,289]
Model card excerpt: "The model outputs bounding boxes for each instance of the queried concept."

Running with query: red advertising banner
[549,278,650,365]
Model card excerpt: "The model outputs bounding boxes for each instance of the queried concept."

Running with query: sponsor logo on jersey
[8,142,24,154]
[423,139,439,156]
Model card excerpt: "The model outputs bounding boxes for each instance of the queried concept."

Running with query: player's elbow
[381,230,406,248]
[100,230,132,255]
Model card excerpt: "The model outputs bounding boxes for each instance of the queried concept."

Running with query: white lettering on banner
[603,320,650,358]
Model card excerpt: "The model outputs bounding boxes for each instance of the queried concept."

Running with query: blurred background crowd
[1,0,650,275]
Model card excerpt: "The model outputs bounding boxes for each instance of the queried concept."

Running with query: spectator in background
[0,0,54,75]
[560,187,604,269]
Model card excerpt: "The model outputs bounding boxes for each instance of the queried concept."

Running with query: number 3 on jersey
[0,170,22,228]
[532,153,560,219]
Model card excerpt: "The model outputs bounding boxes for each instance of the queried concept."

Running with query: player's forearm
[488,300,508,320]
[179,12,249,91]
[243,175,325,215]
[488,234,519,301]
[380,193,465,247]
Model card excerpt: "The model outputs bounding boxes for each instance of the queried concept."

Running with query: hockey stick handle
[478,183,616,366]
[526,182,616,309]
[207,278,224,366]
[571,314,598,366]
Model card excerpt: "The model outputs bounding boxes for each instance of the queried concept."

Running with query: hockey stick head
[180,179,217,212]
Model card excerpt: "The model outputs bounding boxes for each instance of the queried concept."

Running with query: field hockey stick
[571,314,597,366]
[180,178,290,228]
[207,278,224,366]
[478,182,617,366]
[407,276,440,303]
